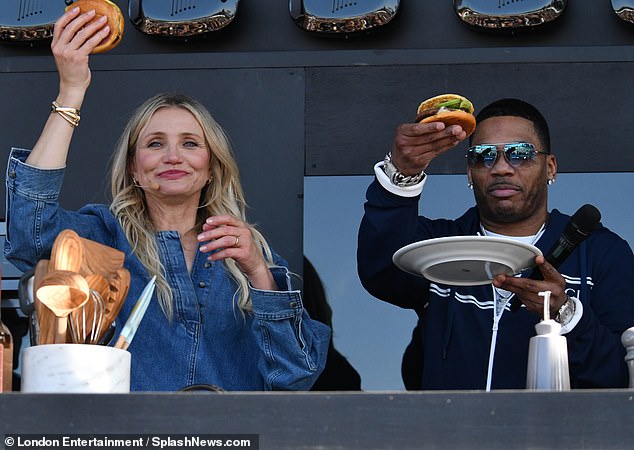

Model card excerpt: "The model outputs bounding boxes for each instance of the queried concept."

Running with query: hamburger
[65,0,124,54]
[416,94,476,137]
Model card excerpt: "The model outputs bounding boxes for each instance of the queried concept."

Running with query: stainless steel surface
[613,0,634,23]
[0,0,69,41]
[128,0,239,37]
[289,0,399,33]
[454,0,566,29]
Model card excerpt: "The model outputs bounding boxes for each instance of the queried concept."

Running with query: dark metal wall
[0,67,305,270]
[2,0,634,270]
[306,62,634,175]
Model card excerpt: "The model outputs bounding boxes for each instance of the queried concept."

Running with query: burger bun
[66,0,124,54]
[416,94,476,137]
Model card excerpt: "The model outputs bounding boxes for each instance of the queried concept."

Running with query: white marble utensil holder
[21,344,131,393]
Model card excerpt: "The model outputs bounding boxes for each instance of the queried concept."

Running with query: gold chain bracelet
[51,101,81,127]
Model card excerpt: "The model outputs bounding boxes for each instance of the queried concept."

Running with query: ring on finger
[233,236,239,248]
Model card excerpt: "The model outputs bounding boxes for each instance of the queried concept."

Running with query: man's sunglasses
[466,142,548,168]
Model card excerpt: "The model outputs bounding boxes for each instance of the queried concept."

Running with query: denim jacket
[5,148,330,391]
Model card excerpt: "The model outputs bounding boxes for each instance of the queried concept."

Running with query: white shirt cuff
[559,296,583,334]
[374,161,426,198]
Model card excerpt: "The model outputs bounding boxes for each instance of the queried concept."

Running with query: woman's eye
[147,141,162,148]
[183,141,199,148]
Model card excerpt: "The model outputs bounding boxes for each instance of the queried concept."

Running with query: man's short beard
[489,205,531,224]
[473,185,547,226]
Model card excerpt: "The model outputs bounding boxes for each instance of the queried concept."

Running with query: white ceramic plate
[392,236,542,286]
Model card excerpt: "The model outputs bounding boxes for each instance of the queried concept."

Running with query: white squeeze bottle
[526,291,570,390]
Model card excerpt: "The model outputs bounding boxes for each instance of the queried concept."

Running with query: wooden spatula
[97,268,130,342]
[49,229,83,272]
[50,229,125,280]
[78,236,125,280]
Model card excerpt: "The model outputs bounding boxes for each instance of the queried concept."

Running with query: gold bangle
[51,101,81,127]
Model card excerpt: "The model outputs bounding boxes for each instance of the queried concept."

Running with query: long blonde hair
[110,93,274,319]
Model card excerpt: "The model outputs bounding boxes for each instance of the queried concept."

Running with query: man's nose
[489,150,515,174]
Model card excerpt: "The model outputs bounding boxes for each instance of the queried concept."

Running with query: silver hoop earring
[468,182,473,190]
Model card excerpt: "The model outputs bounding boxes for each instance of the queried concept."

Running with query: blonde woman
[4,7,329,391]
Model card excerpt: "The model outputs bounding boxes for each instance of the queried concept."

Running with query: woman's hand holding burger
[390,93,475,176]
[64,0,124,54]
[52,1,124,105]
[52,8,105,104]
[26,2,124,170]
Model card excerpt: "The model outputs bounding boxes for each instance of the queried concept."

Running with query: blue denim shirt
[4,148,330,391]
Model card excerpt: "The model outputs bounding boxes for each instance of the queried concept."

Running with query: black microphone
[509,204,601,312]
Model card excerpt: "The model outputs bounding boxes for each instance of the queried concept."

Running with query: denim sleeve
[4,148,64,271]
[250,266,331,390]
[4,148,106,272]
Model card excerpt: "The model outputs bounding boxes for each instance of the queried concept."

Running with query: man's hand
[390,121,467,176]
[492,255,567,318]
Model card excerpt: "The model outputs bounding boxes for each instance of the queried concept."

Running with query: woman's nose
[163,143,182,162]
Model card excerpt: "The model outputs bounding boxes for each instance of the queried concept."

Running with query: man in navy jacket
[358,98,634,389]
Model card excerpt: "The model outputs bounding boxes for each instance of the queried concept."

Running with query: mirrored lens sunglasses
[466,142,548,168]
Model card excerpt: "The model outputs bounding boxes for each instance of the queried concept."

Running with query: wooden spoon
[50,229,84,272]
[36,270,90,344]
[32,259,58,345]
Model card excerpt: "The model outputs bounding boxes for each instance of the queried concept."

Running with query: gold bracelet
[51,101,81,127]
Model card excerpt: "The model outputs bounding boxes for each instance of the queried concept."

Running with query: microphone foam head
[571,204,601,235]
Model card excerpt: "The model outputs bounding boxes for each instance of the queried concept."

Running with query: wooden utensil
[32,259,57,345]
[78,236,125,280]
[40,229,83,343]
[36,270,90,344]
[45,229,85,343]
[35,229,128,344]
[49,229,83,272]
[50,229,125,280]
[97,268,130,342]
[86,273,111,300]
